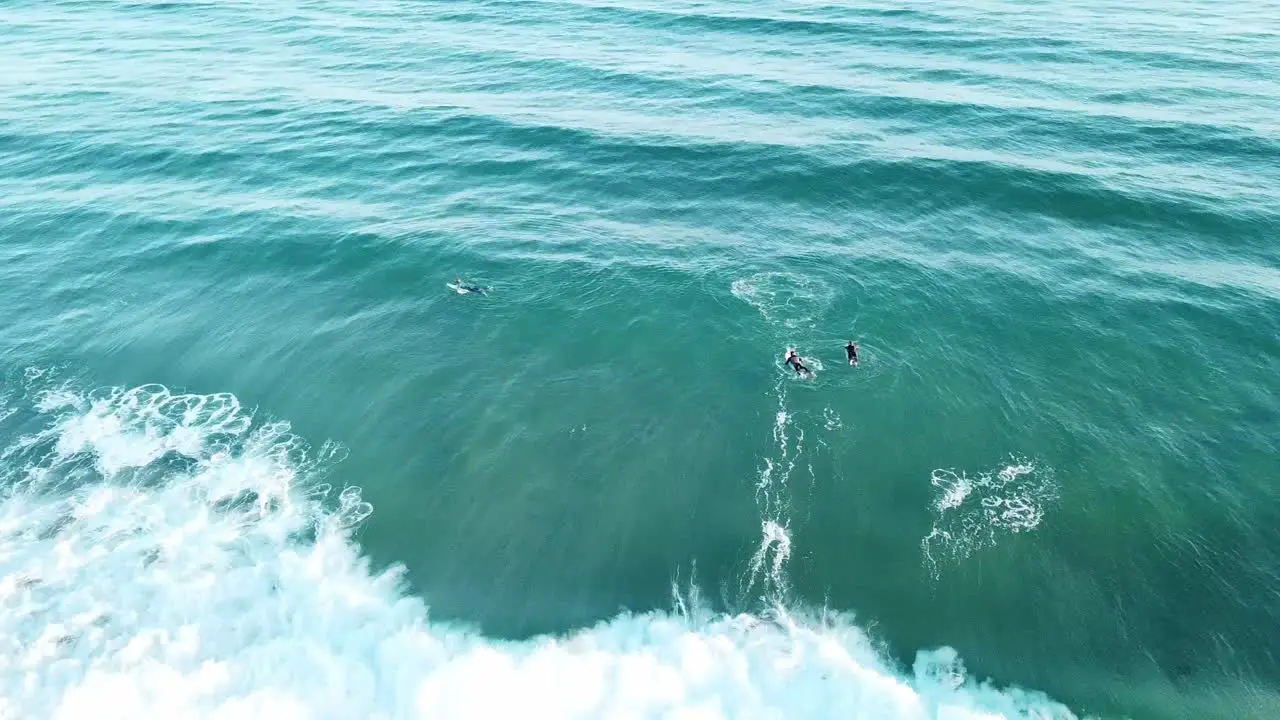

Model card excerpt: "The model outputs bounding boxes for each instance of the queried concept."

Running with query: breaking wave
[0,373,1078,718]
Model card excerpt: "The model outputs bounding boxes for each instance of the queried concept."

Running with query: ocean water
[1,0,1278,718]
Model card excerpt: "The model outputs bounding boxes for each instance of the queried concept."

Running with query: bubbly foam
[921,459,1056,578]
[743,393,799,603]
[730,272,835,330]
[742,383,814,610]
[0,376,1079,719]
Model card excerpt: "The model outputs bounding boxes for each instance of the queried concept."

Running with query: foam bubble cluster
[0,377,1079,719]
[921,460,1057,578]
[730,272,835,330]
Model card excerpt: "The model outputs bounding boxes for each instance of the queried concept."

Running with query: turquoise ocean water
[2,1,1279,718]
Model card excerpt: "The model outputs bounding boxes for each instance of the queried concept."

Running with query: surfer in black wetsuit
[784,349,810,376]
[846,341,859,366]
[456,276,488,295]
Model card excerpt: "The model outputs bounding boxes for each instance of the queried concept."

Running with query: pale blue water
[2,1,1279,718]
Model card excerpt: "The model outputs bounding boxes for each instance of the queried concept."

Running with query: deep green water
[2,1,1279,718]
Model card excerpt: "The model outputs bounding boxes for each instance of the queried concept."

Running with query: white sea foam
[744,393,800,604]
[730,272,834,330]
[921,459,1056,578]
[0,378,1080,719]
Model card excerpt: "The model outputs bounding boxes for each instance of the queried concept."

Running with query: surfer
[784,349,810,376]
[455,276,488,295]
[846,341,859,366]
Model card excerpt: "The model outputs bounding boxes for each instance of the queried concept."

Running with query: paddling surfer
[784,349,811,376]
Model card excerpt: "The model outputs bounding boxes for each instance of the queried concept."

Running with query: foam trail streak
[743,381,804,605]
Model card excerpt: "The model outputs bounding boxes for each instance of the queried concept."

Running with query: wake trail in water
[732,272,833,607]
[742,383,800,605]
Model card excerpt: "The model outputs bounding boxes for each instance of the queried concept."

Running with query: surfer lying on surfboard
[846,341,859,366]
[784,349,811,376]
[454,276,489,295]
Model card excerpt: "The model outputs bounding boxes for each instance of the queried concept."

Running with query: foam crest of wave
[0,378,1077,719]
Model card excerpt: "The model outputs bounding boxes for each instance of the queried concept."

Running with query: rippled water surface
[2,1,1279,718]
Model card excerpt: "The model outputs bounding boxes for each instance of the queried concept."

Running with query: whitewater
[0,371,1076,719]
